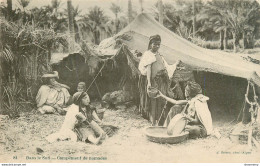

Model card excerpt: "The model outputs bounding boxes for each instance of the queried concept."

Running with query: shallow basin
[144,126,189,144]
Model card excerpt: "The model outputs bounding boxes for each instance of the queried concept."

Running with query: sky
[3,0,260,18]
[7,0,164,18]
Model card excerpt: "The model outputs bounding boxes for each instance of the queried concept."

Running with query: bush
[2,81,23,118]
[191,37,235,50]
[191,37,219,49]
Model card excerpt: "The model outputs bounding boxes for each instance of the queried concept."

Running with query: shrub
[2,81,23,118]
[191,37,235,50]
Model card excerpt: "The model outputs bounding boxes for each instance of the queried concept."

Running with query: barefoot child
[73,83,106,144]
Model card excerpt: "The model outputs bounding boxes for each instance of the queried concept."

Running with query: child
[76,82,102,125]
[73,82,106,144]
[77,82,86,92]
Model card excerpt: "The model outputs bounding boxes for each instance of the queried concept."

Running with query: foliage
[0,3,68,115]
[2,81,23,118]
[176,21,192,40]
[78,6,112,44]
[199,0,260,51]
[110,3,122,19]
[1,17,68,79]
[153,1,207,40]
[152,0,260,51]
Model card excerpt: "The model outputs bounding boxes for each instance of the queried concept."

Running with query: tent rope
[86,60,107,93]
[245,81,259,124]
[245,81,258,105]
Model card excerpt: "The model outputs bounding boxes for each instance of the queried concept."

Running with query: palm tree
[173,0,204,38]
[202,0,260,52]
[192,0,196,38]
[17,0,30,22]
[7,0,12,20]
[198,1,231,50]
[128,0,134,23]
[110,3,122,34]
[156,3,180,32]
[17,0,30,11]
[139,0,144,13]
[78,6,110,44]
[158,0,163,24]
[51,0,62,17]
[67,0,75,52]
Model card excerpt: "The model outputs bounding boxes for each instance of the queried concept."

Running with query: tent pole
[94,81,102,99]
[236,100,245,122]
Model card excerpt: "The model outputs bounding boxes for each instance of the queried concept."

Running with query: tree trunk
[67,0,75,53]
[115,14,118,34]
[224,27,228,50]
[32,48,38,80]
[220,30,224,50]
[0,11,3,111]
[47,49,52,72]
[232,31,239,53]
[77,23,83,41]
[7,0,12,21]
[139,0,143,13]
[94,31,100,45]
[192,0,196,38]
[128,0,133,23]
[158,0,163,25]
[242,31,246,50]
[248,33,254,49]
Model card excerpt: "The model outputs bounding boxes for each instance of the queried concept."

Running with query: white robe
[46,104,81,143]
[189,94,213,135]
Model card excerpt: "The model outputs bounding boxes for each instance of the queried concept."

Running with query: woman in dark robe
[138,34,171,126]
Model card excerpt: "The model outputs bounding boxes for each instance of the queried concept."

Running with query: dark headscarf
[185,81,202,98]
[148,34,161,49]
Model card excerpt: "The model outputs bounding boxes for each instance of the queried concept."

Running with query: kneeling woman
[158,81,213,139]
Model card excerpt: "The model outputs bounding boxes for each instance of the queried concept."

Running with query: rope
[244,81,259,124]
[245,81,258,106]
[86,60,107,92]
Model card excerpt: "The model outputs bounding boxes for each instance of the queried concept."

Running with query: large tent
[53,13,260,123]
[98,13,260,87]
[95,13,260,123]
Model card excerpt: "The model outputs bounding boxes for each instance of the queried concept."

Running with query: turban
[42,71,59,79]
[185,81,202,98]
[148,34,161,49]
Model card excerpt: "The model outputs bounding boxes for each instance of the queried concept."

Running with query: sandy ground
[0,104,259,163]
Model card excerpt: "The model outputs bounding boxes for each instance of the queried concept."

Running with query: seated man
[36,71,71,114]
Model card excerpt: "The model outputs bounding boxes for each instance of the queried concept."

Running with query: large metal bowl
[144,126,189,144]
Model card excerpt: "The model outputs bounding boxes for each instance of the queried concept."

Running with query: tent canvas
[98,13,260,87]
[51,13,259,123]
